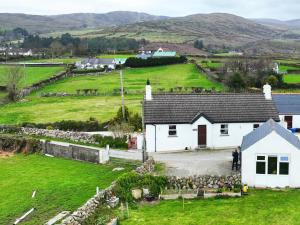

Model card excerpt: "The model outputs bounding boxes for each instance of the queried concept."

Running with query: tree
[227,73,246,91]
[4,66,25,101]
[266,75,278,87]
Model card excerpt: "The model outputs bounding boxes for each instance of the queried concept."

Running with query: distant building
[152,48,176,57]
[114,58,127,65]
[76,58,116,70]
[136,52,153,60]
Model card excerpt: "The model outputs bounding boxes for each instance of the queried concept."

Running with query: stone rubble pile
[135,157,155,174]
[167,174,241,190]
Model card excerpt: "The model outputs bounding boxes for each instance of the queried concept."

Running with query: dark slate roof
[241,119,300,151]
[144,94,280,124]
[273,94,300,115]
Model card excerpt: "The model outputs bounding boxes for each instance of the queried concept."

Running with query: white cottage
[143,83,280,152]
[241,119,300,188]
[273,94,300,129]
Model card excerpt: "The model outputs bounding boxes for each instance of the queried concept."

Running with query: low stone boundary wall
[42,141,109,164]
[167,174,241,190]
[20,71,69,97]
[59,184,115,225]
[22,127,94,143]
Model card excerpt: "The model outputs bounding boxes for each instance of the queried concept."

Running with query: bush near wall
[93,135,128,149]
[114,172,168,202]
[0,134,41,153]
[22,118,107,132]
[125,56,187,68]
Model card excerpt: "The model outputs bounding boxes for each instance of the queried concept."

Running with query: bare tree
[4,66,25,102]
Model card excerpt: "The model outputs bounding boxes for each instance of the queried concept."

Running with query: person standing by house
[232,149,239,171]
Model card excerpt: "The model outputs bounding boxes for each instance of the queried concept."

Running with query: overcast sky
[1,0,299,20]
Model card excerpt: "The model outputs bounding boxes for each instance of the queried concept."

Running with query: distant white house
[241,119,300,188]
[76,58,116,70]
[273,94,300,130]
[143,83,280,152]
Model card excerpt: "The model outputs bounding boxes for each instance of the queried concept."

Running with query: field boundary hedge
[125,56,187,68]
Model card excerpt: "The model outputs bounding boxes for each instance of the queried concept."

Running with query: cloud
[0,0,299,20]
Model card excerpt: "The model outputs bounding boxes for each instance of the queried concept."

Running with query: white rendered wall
[145,116,263,152]
[242,131,300,188]
[279,114,300,128]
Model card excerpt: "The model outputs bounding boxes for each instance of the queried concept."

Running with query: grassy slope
[0,154,138,225]
[283,74,300,83]
[120,189,300,225]
[0,64,223,124]
[279,65,300,73]
[0,66,64,87]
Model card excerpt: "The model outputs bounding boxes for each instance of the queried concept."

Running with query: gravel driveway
[150,149,238,177]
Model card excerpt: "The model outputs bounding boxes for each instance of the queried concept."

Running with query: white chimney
[145,79,152,101]
[263,83,272,100]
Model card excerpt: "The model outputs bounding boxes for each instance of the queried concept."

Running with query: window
[268,156,278,175]
[279,156,289,175]
[220,124,228,135]
[168,125,177,136]
[253,124,260,130]
[256,155,266,174]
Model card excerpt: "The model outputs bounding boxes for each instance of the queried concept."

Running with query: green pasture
[0,66,64,87]
[0,154,138,225]
[283,74,300,83]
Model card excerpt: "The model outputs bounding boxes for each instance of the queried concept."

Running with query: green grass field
[118,189,300,225]
[35,64,223,95]
[279,65,300,73]
[0,66,64,87]
[0,154,138,225]
[283,74,300,83]
[0,95,142,124]
[0,64,223,125]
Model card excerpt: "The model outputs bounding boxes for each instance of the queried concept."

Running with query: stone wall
[22,127,94,143]
[59,184,115,225]
[167,174,241,190]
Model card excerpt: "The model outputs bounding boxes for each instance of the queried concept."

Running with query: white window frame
[256,155,266,175]
[255,154,290,176]
[220,124,229,135]
[168,125,177,137]
[279,155,289,175]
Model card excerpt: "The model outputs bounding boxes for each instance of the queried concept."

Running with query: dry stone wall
[167,174,241,190]
[59,184,115,225]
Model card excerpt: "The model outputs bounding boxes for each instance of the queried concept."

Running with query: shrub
[22,117,107,132]
[114,172,168,202]
[125,56,187,68]
[93,135,128,149]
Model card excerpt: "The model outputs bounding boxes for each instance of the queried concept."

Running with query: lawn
[283,74,300,83]
[0,154,138,225]
[119,189,300,225]
[0,66,64,87]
